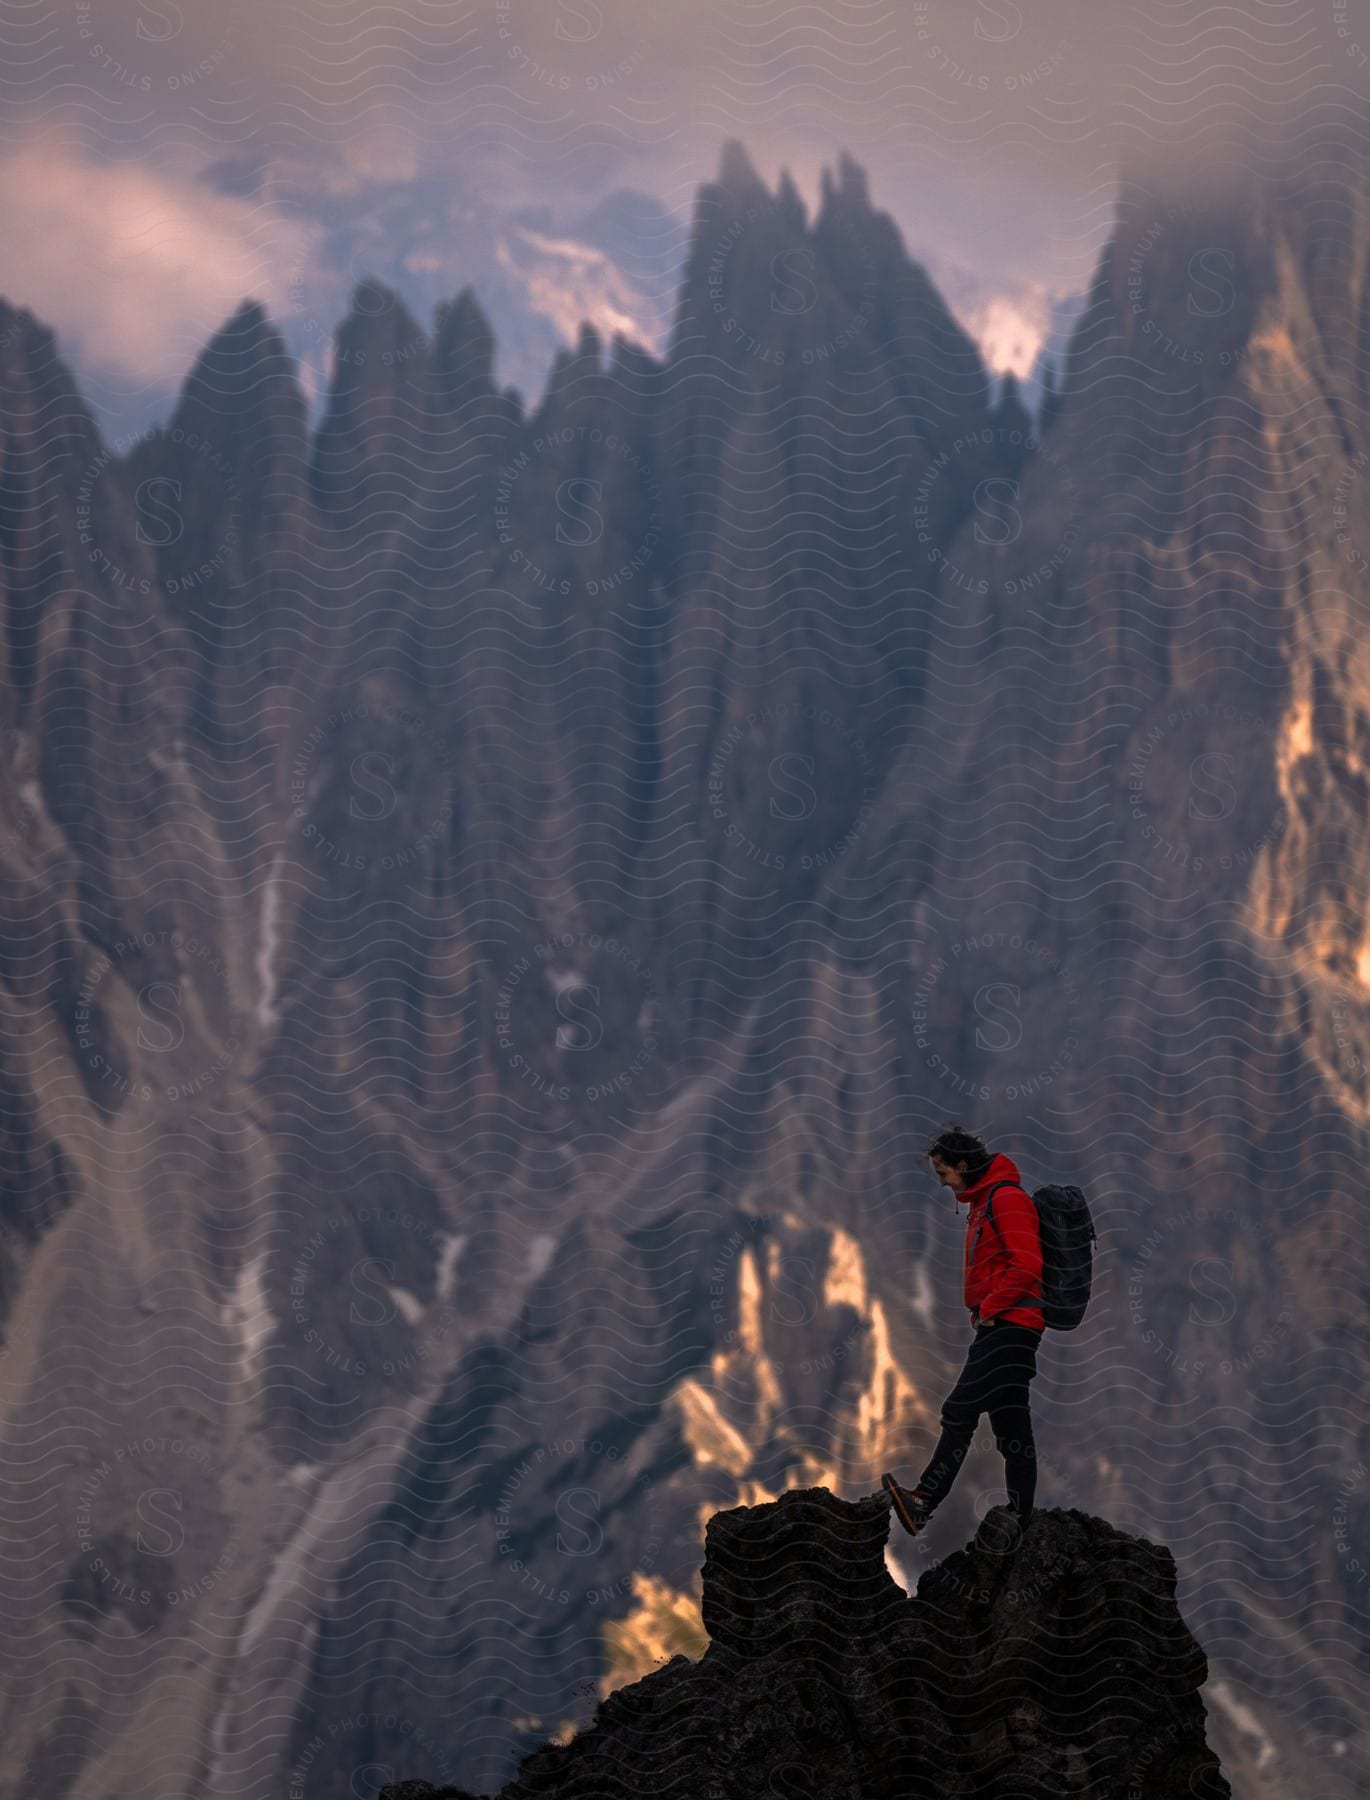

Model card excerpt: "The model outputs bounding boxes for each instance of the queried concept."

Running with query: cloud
[959,286,1055,381]
[2,3,1364,444]
[0,125,314,431]
[496,223,665,359]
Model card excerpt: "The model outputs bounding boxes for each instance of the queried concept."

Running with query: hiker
[883,1126,1046,1542]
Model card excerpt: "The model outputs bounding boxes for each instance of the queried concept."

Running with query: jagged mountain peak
[0,297,88,428]
[168,297,303,413]
[434,285,493,348]
[606,329,659,382]
[715,136,770,198]
[431,285,498,397]
[144,293,311,546]
[776,165,806,226]
[323,274,429,371]
[346,273,408,320]
[991,368,1034,438]
[221,296,274,337]
[540,320,605,408]
[820,146,871,212]
[0,297,51,355]
[311,275,430,429]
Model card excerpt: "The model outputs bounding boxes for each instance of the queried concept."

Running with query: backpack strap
[970,1179,1019,1258]
[971,1179,1044,1313]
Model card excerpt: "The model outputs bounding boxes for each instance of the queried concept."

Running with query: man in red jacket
[883,1125,1045,1543]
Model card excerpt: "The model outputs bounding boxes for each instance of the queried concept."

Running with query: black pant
[914,1323,1041,1525]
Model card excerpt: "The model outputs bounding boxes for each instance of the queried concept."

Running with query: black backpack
[975,1180,1097,1331]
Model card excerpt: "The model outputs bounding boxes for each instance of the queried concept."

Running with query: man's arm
[977,1187,1043,1321]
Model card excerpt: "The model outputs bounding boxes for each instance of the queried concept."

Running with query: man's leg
[909,1328,996,1514]
[986,1326,1040,1526]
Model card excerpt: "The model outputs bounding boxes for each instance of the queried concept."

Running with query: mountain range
[0,129,1367,1799]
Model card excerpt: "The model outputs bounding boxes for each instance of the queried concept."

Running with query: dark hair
[925,1122,992,1180]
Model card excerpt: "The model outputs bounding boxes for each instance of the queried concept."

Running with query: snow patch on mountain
[436,1232,467,1303]
[222,1249,274,1389]
[525,1233,557,1283]
[1208,1679,1278,1769]
[497,223,662,358]
[256,852,287,1031]
[387,1285,425,1326]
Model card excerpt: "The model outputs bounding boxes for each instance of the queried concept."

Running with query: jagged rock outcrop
[379,1489,1229,1800]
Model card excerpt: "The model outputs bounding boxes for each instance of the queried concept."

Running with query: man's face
[930,1155,969,1193]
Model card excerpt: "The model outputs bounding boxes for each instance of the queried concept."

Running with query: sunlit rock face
[0,122,1367,1800]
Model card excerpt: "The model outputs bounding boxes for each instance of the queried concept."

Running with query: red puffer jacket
[958,1152,1045,1331]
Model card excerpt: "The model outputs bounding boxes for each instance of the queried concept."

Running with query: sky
[0,0,1367,440]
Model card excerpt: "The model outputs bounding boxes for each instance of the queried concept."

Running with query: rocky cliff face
[379,1490,1230,1800]
[0,129,1367,1800]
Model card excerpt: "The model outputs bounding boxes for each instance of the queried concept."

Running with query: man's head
[929,1153,972,1194]
[926,1123,991,1195]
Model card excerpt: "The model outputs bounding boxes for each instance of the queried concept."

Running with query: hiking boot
[881,1472,933,1537]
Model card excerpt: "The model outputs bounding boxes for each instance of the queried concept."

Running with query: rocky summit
[379,1487,1229,1800]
